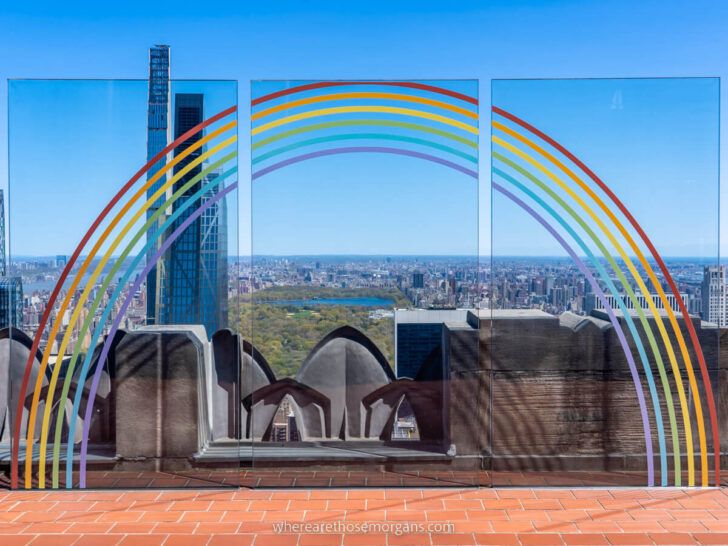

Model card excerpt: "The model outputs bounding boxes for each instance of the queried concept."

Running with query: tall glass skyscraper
[199,171,229,335]
[145,46,229,337]
[157,94,228,336]
[145,44,171,324]
[0,277,23,329]
[159,93,204,328]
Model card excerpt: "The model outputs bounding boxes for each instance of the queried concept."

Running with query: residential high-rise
[701,265,728,326]
[145,44,171,324]
[0,189,22,329]
[159,93,204,328]
[156,94,228,337]
[412,272,424,289]
[145,45,229,337]
[0,277,22,329]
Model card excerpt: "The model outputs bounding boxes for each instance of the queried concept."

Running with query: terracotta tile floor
[2,469,670,489]
[1,487,727,545]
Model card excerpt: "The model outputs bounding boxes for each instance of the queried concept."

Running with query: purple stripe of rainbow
[252,146,478,180]
[492,180,654,485]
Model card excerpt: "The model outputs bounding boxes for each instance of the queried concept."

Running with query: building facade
[701,265,728,326]
[0,276,22,329]
[0,189,22,329]
[394,308,469,378]
[585,292,689,315]
[199,171,229,336]
[144,46,229,338]
[159,93,204,328]
[156,93,229,337]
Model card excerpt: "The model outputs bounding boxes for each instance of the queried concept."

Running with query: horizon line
[9,253,723,260]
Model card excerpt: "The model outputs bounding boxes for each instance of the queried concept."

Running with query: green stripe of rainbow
[251,81,479,179]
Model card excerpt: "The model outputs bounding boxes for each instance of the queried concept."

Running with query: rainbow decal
[11,105,238,489]
[251,81,478,181]
[491,105,720,487]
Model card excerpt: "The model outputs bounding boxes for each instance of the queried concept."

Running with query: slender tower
[157,94,229,337]
[158,94,204,328]
[0,188,22,329]
[145,44,171,324]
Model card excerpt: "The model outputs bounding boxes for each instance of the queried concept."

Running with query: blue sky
[8,79,239,256]
[250,80,479,256]
[492,78,719,257]
[1,0,726,256]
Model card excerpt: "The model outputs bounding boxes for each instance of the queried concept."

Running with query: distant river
[264,297,394,307]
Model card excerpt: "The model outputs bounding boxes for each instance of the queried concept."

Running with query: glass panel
[249,80,486,487]
[490,78,720,487]
[6,78,238,489]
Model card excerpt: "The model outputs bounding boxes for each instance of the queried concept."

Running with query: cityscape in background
[2,44,230,356]
[9,253,728,351]
[1,51,726,448]
[2,47,727,378]
[146,45,229,336]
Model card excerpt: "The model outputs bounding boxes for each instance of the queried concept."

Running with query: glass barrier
[6,79,239,489]
[490,78,720,486]
[4,75,718,491]
[249,80,486,487]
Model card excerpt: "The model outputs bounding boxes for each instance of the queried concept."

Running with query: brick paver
[0,488,727,545]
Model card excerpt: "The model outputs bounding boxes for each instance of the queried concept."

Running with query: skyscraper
[159,93,204,328]
[145,44,171,324]
[156,94,228,337]
[701,265,728,326]
[145,46,229,337]
[0,189,22,329]
[199,171,229,335]
[0,277,23,329]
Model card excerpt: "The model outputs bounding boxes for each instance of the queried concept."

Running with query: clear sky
[8,79,239,256]
[1,0,726,256]
[492,78,719,257]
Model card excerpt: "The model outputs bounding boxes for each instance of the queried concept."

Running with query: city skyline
[6,52,238,345]
[8,252,728,259]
